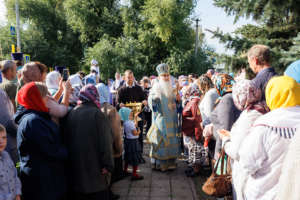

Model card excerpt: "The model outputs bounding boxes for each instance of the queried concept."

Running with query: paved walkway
[111,142,199,200]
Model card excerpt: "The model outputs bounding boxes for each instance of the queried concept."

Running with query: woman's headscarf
[46,71,61,90]
[21,62,43,84]
[17,82,49,113]
[284,60,300,83]
[69,74,83,86]
[118,107,132,122]
[78,84,100,108]
[96,83,110,105]
[233,79,268,113]
[266,76,300,111]
[188,84,201,100]
[214,73,235,96]
[69,84,82,104]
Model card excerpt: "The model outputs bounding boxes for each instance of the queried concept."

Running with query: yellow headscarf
[266,76,300,110]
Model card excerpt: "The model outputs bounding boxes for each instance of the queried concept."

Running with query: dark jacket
[211,93,241,159]
[182,98,203,141]
[252,67,277,101]
[14,106,68,200]
[65,102,114,194]
[116,83,146,110]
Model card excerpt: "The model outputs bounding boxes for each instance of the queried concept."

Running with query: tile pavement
[111,142,199,200]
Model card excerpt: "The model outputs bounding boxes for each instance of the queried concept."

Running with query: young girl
[118,107,144,181]
[0,124,21,200]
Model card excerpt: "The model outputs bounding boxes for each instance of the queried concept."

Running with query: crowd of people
[0,44,300,200]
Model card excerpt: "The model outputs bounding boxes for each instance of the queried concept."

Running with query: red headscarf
[18,82,49,113]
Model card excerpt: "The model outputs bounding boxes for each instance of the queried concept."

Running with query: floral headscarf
[188,84,201,100]
[232,79,268,113]
[214,73,235,96]
[78,84,100,108]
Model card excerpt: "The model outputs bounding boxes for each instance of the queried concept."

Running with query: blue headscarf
[118,107,132,122]
[285,60,300,83]
[96,83,110,105]
[83,74,96,85]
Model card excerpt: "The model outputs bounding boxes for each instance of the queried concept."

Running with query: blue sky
[0,0,256,54]
[194,0,256,54]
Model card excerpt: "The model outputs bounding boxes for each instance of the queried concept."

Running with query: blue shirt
[0,151,21,200]
[124,120,138,139]
[252,67,277,101]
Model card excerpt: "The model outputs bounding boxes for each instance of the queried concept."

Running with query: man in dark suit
[116,70,147,163]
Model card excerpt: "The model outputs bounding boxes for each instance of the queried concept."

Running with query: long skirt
[124,138,143,166]
[183,135,208,166]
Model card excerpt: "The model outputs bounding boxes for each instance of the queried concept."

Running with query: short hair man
[116,69,147,162]
[0,60,17,109]
[247,44,277,100]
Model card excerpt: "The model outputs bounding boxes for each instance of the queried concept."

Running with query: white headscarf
[69,74,82,86]
[46,71,61,90]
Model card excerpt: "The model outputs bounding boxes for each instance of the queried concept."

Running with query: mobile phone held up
[62,69,69,81]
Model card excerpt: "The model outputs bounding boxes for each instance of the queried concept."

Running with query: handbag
[202,148,232,197]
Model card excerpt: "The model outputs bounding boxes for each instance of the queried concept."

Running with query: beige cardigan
[101,103,123,157]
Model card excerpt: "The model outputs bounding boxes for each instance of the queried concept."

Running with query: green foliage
[210,0,300,74]
[5,0,83,72]
[84,0,213,79]
[63,0,123,46]
[2,0,213,78]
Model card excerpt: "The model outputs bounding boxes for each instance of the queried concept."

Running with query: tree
[210,0,300,73]
[5,0,83,72]
[63,0,123,46]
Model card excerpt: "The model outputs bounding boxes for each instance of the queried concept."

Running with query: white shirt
[124,120,138,139]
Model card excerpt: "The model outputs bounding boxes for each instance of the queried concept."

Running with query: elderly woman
[238,76,300,200]
[14,82,68,200]
[96,83,123,181]
[19,62,71,122]
[0,88,18,164]
[217,80,268,200]
[182,86,205,177]
[210,74,241,160]
[65,84,114,200]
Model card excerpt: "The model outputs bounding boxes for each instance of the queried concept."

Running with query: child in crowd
[0,124,21,200]
[118,107,144,181]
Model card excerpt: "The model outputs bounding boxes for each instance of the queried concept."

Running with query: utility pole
[15,0,21,52]
[195,18,199,57]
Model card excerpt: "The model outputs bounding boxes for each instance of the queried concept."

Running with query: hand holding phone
[62,69,69,81]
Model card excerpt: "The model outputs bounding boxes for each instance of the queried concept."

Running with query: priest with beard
[147,63,181,172]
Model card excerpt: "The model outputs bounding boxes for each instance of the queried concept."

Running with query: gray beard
[158,79,174,99]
